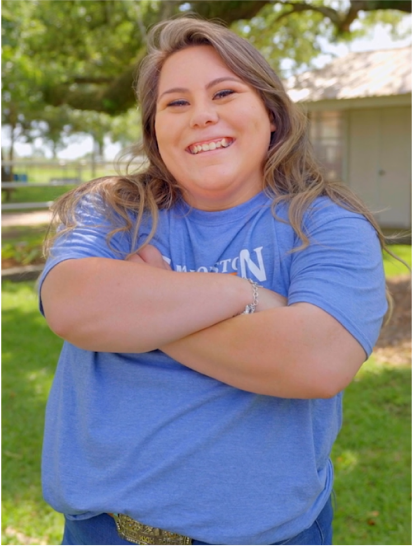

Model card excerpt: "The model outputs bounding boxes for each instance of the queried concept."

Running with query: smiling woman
[39,17,388,546]
[155,46,275,210]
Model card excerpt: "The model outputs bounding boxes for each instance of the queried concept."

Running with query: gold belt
[111,513,192,545]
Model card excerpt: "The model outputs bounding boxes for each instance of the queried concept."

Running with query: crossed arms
[41,244,365,399]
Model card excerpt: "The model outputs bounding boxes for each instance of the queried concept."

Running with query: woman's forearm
[41,257,253,352]
[161,303,365,399]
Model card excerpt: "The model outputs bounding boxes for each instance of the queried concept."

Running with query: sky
[3,15,411,161]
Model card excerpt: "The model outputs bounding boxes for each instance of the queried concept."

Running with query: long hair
[44,16,397,314]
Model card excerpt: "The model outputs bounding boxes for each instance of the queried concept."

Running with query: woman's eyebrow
[158,77,243,100]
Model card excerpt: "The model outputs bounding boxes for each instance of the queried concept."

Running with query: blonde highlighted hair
[45,16,396,315]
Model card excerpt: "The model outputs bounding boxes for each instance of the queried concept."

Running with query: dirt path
[374,275,411,366]
[2,211,52,227]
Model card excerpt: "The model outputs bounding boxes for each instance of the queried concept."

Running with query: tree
[183,0,412,29]
[2,0,410,118]
[1,0,410,163]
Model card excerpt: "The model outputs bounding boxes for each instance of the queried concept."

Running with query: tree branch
[188,1,269,25]
[339,1,363,33]
[43,61,141,116]
[352,0,411,13]
[273,1,342,26]
[273,0,411,34]
[159,0,183,20]
[73,77,114,84]
[39,0,412,114]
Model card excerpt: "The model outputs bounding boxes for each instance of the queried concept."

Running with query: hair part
[45,16,398,321]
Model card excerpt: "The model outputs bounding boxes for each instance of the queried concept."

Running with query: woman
[40,17,387,545]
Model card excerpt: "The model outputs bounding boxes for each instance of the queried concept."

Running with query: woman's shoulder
[270,194,369,225]
[269,195,379,250]
[301,196,375,231]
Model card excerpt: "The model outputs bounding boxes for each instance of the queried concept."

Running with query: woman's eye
[167,99,189,107]
[214,89,235,100]
[164,90,235,107]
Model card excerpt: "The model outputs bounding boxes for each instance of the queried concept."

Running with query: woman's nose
[189,101,219,128]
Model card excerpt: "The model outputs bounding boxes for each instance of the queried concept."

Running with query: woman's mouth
[187,137,234,155]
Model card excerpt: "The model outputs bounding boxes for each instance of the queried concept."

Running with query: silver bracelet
[241,279,260,314]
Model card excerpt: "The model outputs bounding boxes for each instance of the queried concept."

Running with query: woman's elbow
[42,298,83,343]
[308,354,365,399]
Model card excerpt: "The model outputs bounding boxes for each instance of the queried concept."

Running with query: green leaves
[2,0,410,159]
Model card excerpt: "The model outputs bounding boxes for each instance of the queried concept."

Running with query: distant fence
[1,182,72,211]
[2,158,146,181]
[1,159,146,211]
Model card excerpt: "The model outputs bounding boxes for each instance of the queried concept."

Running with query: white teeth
[190,138,232,154]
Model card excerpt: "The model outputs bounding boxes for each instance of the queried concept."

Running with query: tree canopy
[2,0,411,157]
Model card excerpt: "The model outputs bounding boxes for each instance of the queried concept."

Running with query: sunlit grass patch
[332,356,411,545]
[383,244,411,277]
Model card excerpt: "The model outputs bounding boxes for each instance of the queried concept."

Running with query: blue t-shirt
[39,191,387,545]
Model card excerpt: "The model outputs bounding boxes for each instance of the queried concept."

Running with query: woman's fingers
[127,253,146,264]
[127,245,172,270]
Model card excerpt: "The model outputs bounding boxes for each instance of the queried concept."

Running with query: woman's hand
[127,245,172,271]
[256,287,287,311]
[129,245,287,312]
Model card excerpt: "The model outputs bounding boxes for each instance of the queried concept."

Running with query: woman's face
[155,45,275,211]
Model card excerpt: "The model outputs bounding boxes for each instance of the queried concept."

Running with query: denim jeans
[61,497,333,545]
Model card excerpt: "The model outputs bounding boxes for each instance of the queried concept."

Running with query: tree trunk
[1,148,14,201]
[52,141,58,159]
[9,123,15,165]
[98,137,105,162]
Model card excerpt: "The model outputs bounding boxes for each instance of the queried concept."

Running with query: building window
[309,111,344,182]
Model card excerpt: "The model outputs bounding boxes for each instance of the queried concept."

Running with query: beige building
[286,47,412,229]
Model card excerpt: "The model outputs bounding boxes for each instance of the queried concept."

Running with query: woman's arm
[41,256,256,352]
[132,245,365,399]
[161,304,365,399]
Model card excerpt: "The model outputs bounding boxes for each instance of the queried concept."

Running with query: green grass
[1,164,116,210]
[383,245,411,277]
[2,256,411,544]
[2,282,65,545]
[4,164,114,186]
[331,359,411,545]
[2,184,77,205]
[2,228,47,266]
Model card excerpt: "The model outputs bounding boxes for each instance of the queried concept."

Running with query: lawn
[383,244,411,277]
[2,184,78,206]
[2,227,46,268]
[2,257,411,545]
[2,282,65,545]
[1,161,143,209]
[3,164,115,187]
[1,164,117,211]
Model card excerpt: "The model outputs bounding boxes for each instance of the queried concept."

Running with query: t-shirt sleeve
[287,201,387,357]
[38,194,133,315]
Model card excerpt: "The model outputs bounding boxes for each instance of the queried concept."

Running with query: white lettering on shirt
[172,246,267,281]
